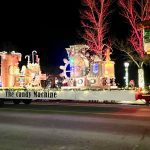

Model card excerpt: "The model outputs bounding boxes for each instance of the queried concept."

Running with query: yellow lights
[147,48,150,54]
[0,51,44,89]
[103,62,115,78]
[0,53,21,87]
[144,43,150,54]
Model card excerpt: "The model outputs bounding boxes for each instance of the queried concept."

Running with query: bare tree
[118,0,150,87]
[80,0,112,59]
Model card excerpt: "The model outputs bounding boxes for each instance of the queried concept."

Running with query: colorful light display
[0,45,116,90]
[60,45,116,89]
[0,50,46,88]
[0,51,21,87]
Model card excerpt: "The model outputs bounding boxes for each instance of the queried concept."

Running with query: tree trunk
[138,67,145,88]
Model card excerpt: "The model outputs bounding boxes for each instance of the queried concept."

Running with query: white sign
[0,89,135,102]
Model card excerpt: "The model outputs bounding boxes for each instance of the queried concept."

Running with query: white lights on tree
[124,62,129,87]
[138,68,145,88]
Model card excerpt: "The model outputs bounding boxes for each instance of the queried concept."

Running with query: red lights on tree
[119,0,150,58]
[118,0,150,88]
[80,0,111,59]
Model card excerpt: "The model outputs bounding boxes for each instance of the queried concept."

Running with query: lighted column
[138,68,144,88]
[124,62,129,87]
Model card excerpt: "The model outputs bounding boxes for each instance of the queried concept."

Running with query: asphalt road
[0,103,150,150]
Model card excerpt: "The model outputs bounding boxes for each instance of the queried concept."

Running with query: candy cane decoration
[25,55,30,65]
[32,50,37,64]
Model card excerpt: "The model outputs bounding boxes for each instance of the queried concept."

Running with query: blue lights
[92,63,99,74]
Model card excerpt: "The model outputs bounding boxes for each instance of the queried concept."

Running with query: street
[0,103,150,150]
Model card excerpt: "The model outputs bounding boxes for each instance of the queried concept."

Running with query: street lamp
[124,62,129,88]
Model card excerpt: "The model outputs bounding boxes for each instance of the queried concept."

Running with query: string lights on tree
[118,0,150,88]
[80,0,112,59]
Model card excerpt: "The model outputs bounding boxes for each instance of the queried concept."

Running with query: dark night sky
[0,0,121,65]
[0,0,81,66]
[0,0,149,86]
